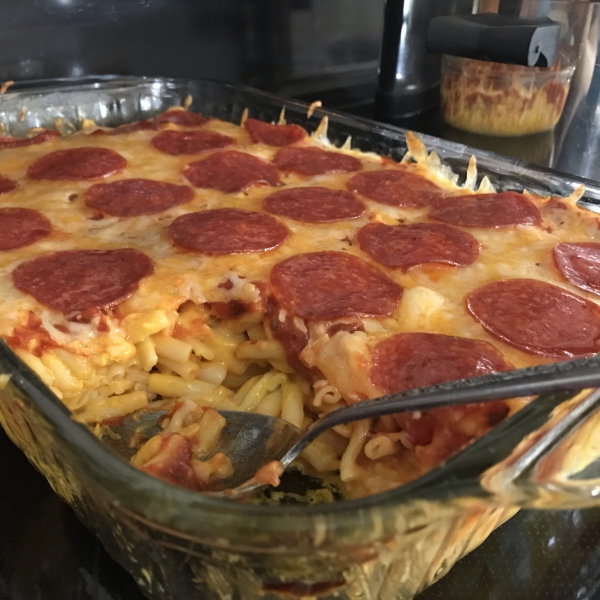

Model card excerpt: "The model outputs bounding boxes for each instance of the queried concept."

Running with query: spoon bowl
[203,411,302,491]
[105,408,302,490]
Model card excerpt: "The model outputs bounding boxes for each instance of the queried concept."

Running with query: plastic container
[440,55,574,137]
[2,76,600,600]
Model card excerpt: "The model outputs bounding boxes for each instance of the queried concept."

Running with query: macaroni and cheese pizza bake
[0,106,597,500]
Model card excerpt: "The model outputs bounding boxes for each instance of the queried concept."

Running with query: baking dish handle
[481,386,600,509]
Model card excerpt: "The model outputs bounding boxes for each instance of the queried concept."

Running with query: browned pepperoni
[273,147,361,176]
[554,243,600,296]
[84,179,194,217]
[27,148,126,181]
[0,130,59,150]
[467,278,600,357]
[430,192,541,228]
[169,208,288,255]
[244,118,306,147]
[0,208,51,251]
[183,150,280,193]
[370,332,512,393]
[0,174,17,194]
[263,187,365,223]
[151,130,234,156]
[5,311,60,357]
[12,248,154,314]
[269,251,402,320]
[357,222,479,271]
[346,169,444,208]
[153,109,208,127]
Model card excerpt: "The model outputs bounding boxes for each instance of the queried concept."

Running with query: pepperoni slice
[430,192,541,228]
[27,148,126,181]
[269,251,402,320]
[0,208,51,251]
[169,208,288,255]
[151,130,234,156]
[244,118,306,147]
[85,179,194,217]
[183,151,279,193]
[467,278,600,357]
[0,130,58,150]
[263,187,365,223]
[370,332,510,468]
[357,222,479,271]
[554,242,600,296]
[0,174,17,194]
[346,169,444,208]
[273,147,362,176]
[12,249,154,313]
[153,109,208,127]
[370,332,511,393]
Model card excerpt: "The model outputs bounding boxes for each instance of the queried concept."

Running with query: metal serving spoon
[106,354,600,498]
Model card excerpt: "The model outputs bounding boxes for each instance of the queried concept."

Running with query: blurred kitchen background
[0,0,599,180]
[0,1,383,113]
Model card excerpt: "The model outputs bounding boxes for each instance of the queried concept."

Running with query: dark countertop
[2,2,600,599]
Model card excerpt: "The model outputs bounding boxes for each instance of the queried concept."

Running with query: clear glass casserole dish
[2,76,600,600]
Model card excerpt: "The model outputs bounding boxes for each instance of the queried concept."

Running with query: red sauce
[263,295,322,382]
[217,278,234,290]
[139,433,200,491]
[5,312,60,356]
[327,320,365,336]
[206,301,246,320]
[97,316,111,332]
[101,415,126,428]
[395,401,509,471]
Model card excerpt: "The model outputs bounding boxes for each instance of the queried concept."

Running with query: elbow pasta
[16,296,374,494]
[340,419,372,482]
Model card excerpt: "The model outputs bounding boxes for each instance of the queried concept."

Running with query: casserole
[2,76,600,600]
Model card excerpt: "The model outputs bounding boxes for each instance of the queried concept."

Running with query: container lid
[426,13,561,68]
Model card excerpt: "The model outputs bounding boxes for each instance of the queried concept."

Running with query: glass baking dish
[2,76,600,600]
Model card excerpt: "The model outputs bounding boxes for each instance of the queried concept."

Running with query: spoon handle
[280,354,600,468]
